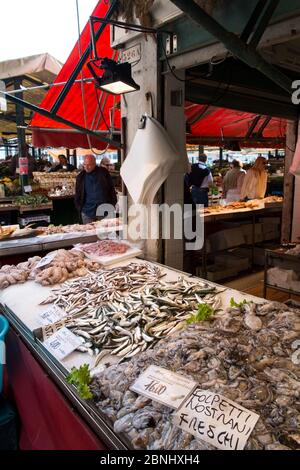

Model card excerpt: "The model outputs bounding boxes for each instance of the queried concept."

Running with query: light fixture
[87,58,140,95]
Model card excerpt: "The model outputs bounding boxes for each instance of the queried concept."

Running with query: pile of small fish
[41,263,165,316]
[41,262,219,360]
[65,279,219,361]
[91,301,300,450]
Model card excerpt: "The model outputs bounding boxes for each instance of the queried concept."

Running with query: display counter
[188,201,283,278]
[1,250,298,451]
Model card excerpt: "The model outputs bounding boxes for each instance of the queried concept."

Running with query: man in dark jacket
[50,154,75,172]
[75,154,117,224]
[187,153,213,207]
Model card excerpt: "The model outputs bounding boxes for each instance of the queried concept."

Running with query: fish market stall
[187,198,283,279]
[264,245,300,298]
[0,246,299,450]
[0,219,123,260]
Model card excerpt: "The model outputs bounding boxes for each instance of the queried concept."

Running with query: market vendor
[240,156,268,200]
[223,159,246,202]
[75,154,117,224]
[186,153,213,207]
[50,154,75,172]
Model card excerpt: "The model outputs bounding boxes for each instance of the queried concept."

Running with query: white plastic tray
[75,241,143,266]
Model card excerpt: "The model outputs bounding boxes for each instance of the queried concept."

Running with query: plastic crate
[0,316,9,394]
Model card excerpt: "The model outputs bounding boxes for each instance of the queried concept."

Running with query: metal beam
[240,0,266,43]
[186,82,297,119]
[169,0,293,94]
[249,0,280,49]
[50,0,118,114]
[256,115,272,136]
[245,115,261,138]
[2,92,121,148]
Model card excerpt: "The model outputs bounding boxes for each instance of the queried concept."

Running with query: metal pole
[50,0,118,114]
[2,92,121,149]
[14,78,28,192]
[169,0,293,94]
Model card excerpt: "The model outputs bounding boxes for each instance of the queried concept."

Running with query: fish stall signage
[43,327,83,361]
[130,365,197,409]
[38,305,67,326]
[174,387,260,450]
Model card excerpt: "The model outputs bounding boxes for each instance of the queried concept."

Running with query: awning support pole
[50,0,118,114]
[3,91,122,148]
[169,0,293,94]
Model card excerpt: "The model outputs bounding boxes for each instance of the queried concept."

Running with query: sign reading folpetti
[130,365,197,409]
[173,387,260,450]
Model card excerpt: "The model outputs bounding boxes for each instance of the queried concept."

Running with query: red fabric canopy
[185,103,286,147]
[30,0,120,150]
[30,0,285,150]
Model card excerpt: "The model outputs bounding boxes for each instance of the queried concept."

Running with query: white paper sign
[43,327,83,361]
[35,251,57,269]
[174,387,260,450]
[38,305,67,326]
[24,185,32,193]
[130,365,197,409]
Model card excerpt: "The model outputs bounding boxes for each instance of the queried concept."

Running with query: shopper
[187,153,213,207]
[50,154,75,172]
[75,154,117,224]
[240,156,268,200]
[223,159,246,202]
[100,156,111,170]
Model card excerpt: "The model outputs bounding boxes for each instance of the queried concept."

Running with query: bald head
[84,154,96,173]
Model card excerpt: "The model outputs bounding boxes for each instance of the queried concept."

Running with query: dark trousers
[191,187,209,207]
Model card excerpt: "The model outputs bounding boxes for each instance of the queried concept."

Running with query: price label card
[38,305,67,326]
[24,185,32,193]
[43,327,83,361]
[173,387,260,450]
[130,365,197,409]
[35,251,57,270]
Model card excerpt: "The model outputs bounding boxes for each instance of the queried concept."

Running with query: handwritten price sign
[174,388,260,450]
[130,365,196,409]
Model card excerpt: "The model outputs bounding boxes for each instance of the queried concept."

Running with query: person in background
[187,153,213,207]
[223,159,246,202]
[50,154,75,172]
[240,156,268,200]
[100,156,111,170]
[75,154,117,224]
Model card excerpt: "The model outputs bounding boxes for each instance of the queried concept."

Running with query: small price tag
[35,251,57,270]
[38,305,67,326]
[24,185,32,193]
[130,365,196,409]
[173,387,260,450]
[43,327,83,361]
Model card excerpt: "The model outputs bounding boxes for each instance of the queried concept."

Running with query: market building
[0,0,299,454]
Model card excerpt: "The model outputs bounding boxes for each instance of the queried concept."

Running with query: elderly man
[75,154,117,224]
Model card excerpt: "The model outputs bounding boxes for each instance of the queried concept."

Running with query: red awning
[30,0,285,150]
[185,103,286,147]
[30,1,120,150]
